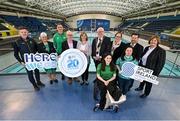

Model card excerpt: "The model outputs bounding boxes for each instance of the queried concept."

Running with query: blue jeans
[118,77,133,95]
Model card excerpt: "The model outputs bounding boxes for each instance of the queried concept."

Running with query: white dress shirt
[142,47,156,66]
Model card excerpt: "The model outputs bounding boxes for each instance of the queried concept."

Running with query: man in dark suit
[91,27,112,101]
[91,27,112,68]
[127,33,144,61]
[62,30,77,85]
[127,33,144,90]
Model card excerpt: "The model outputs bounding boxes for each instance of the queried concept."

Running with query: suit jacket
[62,40,77,52]
[126,43,144,61]
[91,36,111,58]
[112,42,127,63]
[37,41,56,54]
[139,46,166,76]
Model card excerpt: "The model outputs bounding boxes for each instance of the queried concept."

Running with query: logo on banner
[121,62,159,85]
[24,53,57,70]
[58,49,87,78]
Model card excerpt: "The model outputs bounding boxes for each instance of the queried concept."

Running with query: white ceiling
[25,0,167,17]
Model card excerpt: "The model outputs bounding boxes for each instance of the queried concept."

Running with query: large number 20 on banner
[58,49,88,78]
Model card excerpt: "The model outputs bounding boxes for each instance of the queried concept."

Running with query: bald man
[62,30,78,85]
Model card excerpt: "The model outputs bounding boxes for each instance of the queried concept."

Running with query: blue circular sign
[121,62,136,77]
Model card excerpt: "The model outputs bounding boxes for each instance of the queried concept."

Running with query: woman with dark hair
[77,32,91,85]
[95,53,118,110]
[111,31,127,63]
[116,46,138,95]
[135,35,166,98]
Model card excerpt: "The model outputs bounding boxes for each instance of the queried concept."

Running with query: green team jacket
[53,32,66,55]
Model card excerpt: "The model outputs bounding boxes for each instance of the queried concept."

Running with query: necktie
[97,39,102,48]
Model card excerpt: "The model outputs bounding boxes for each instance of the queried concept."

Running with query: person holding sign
[126,33,144,90]
[62,30,78,85]
[116,46,138,95]
[135,35,166,98]
[95,54,118,110]
[38,32,57,85]
[77,32,91,85]
[12,26,45,91]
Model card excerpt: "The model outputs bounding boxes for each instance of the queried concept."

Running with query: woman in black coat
[38,32,57,84]
[135,35,166,98]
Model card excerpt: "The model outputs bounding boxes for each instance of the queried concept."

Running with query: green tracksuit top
[53,32,66,55]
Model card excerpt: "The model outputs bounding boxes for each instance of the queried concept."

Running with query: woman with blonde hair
[77,32,91,85]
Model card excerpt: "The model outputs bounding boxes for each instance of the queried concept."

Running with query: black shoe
[113,105,119,113]
[67,79,73,85]
[93,104,100,112]
[37,82,45,87]
[84,81,89,85]
[33,86,40,91]
[140,94,147,98]
[135,87,143,91]
[80,81,84,85]
[54,79,58,83]
[61,75,65,80]
[50,80,53,85]
[74,77,80,82]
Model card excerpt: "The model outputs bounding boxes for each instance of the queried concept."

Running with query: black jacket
[62,40,77,52]
[139,46,166,76]
[112,42,127,63]
[91,36,111,58]
[126,43,144,61]
[37,41,56,54]
[13,37,38,63]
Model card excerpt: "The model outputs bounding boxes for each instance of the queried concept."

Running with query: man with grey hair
[62,30,78,85]
[91,27,112,101]
[92,27,111,68]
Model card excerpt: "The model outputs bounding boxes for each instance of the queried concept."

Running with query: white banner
[120,62,159,85]
[58,49,88,78]
[24,53,57,71]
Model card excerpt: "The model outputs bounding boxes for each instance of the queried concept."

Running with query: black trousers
[93,59,101,69]
[97,80,116,110]
[81,64,90,82]
[26,69,40,86]
[129,79,134,90]
[93,59,101,101]
[138,81,153,96]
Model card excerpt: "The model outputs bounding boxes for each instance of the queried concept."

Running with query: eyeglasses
[67,35,73,36]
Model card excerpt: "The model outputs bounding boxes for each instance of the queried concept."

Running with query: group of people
[13,24,166,111]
